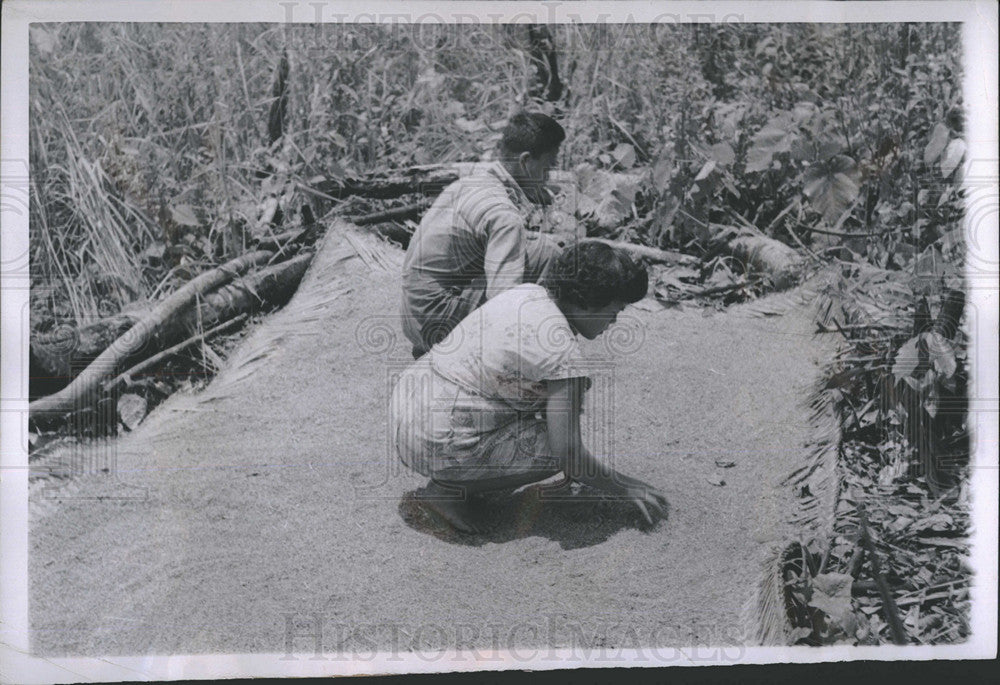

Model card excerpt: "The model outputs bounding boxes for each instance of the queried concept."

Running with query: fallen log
[350,200,430,226]
[29,250,274,424]
[172,253,312,333]
[104,314,249,390]
[589,238,699,266]
[312,166,461,201]
[32,309,146,381]
[726,234,803,290]
[31,254,312,401]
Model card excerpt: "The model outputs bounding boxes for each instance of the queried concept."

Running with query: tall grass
[29,22,962,330]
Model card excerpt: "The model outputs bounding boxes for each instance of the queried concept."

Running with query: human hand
[621,479,668,525]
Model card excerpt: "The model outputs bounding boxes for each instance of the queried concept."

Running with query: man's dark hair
[543,241,648,310]
[498,111,565,159]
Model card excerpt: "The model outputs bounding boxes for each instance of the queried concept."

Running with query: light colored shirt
[401,161,532,349]
[428,282,586,415]
[390,283,587,477]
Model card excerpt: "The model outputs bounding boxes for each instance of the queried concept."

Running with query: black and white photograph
[1,1,997,681]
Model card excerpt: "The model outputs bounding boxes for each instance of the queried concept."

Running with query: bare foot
[415,483,480,534]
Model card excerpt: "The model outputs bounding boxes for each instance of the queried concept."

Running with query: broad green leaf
[714,103,746,141]
[938,227,964,255]
[694,160,716,181]
[745,145,774,173]
[754,127,793,151]
[416,67,443,87]
[809,572,857,637]
[454,117,484,133]
[913,245,944,277]
[812,572,853,598]
[746,125,795,172]
[442,100,464,116]
[790,138,814,161]
[142,242,165,260]
[892,336,921,380]
[169,203,201,227]
[575,164,640,229]
[939,138,966,178]
[923,122,949,165]
[328,159,347,179]
[118,393,148,431]
[817,140,845,159]
[709,142,736,166]
[792,101,818,123]
[919,537,967,549]
[889,516,915,532]
[923,331,957,378]
[651,149,673,188]
[802,155,860,223]
[789,627,813,642]
[911,512,954,532]
[612,143,636,169]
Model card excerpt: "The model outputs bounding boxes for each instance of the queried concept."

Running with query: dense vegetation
[29,22,970,645]
[30,23,964,321]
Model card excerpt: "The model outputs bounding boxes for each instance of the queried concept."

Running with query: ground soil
[29,227,834,657]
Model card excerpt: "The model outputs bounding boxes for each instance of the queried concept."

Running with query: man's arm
[481,211,525,300]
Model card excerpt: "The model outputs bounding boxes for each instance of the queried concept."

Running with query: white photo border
[1,1,997,682]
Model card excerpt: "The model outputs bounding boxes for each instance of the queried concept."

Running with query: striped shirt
[401,161,534,352]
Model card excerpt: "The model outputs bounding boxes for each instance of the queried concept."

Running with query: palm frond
[204,224,394,399]
[744,279,845,645]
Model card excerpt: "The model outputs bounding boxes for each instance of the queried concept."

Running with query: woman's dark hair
[543,241,648,309]
[498,111,565,159]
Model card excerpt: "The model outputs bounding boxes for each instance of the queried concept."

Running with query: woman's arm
[546,377,617,492]
[546,378,667,523]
